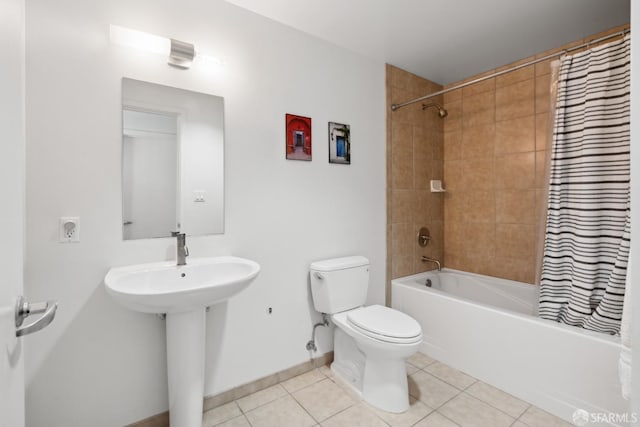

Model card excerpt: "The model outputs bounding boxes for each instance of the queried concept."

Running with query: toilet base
[332,327,413,414]
[361,355,410,413]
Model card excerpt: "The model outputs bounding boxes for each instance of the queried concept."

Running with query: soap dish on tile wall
[430,180,446,192]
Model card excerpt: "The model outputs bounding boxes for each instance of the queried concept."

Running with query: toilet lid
[347,305,422,342]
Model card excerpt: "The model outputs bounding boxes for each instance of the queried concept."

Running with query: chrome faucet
[171,231,189,266]
[421,256,441,271]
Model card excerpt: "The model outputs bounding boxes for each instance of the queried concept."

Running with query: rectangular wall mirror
[121,78,224,240]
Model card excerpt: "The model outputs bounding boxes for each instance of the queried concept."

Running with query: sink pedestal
[104,257,261,426]
[166,308,206,427]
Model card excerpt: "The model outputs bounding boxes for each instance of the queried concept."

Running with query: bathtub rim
[391,269,621,347]
[397,268,537,315]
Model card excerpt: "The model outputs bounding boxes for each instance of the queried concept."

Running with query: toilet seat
[346,305,422,344]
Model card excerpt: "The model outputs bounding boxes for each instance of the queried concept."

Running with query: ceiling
[223,0,630,85]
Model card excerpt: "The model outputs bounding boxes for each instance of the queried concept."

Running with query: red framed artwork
[285,114,312,161]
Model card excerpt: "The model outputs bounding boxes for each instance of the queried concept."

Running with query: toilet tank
[310,256,370,314]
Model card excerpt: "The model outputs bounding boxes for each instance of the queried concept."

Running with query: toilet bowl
[331,305,422,412]
[309,256,423,413]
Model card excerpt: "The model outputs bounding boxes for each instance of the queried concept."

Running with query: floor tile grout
[456,391,520,424]
[288,383,326,425]
[410,361,536,424]
[415,373,526,426]
[432,409,463,426]
[235,384,287,415]
[461,384,533,422]
[208,353,566,427]
[515,403,533,422]
[405,405,435,427]
[288,370,370,426]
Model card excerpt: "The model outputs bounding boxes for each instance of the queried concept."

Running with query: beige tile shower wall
[442,24,630,284]
[386,64,445,302]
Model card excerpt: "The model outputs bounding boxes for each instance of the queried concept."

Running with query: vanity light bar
[109,25,224,69]
[168,39,195,69]
[110,25,169,55]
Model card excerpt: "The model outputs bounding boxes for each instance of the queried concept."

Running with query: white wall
[24,0,385,426]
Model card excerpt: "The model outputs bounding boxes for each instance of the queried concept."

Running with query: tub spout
[421,256,441,271]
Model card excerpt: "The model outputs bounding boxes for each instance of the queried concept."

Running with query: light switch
[193,190,206,202]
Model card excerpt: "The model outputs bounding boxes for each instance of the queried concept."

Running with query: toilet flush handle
[314,272,324,280]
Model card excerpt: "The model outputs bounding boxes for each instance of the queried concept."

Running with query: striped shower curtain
[538,35,630,335]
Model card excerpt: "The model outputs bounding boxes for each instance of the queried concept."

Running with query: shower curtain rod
[390,28,630,112]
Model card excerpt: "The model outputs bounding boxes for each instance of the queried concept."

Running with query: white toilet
[310,256,422,413]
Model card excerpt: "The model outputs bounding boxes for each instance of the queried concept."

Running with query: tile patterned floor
[202,352,573,427]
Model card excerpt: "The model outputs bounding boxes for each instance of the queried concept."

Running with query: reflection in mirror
[122,109,178,239]
[122,78,224,240]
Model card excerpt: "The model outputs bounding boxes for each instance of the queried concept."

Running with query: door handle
[14,296,58,337]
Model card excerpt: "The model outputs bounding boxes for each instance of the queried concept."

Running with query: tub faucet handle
[418,227,431,247]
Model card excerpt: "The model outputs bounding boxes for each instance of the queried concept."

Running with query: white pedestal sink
[104,256,260,427]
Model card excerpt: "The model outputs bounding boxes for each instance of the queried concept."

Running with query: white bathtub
[392,269,628,426]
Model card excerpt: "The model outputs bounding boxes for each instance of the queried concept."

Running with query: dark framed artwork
[328,122,350,164]
[285,114,312,161]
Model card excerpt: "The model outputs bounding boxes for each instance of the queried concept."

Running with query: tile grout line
[236,377,324,427]
[229,399,251,427]
[287,369,361,426]
[243,412,255,427]
[428,381,462,411]
[320,373,368,421]
[409,355,534,425]
[286,368,329,426]
[461,383,533,421]
[215,354,559,427]
[414,363,475,393]
[514,403,533,422]
[287,383,326,425]
[406,404,437,427]
[235,384,290,417]
[514,405,535,426]
[413,362,532,424]
[210,409,252,427]
[511,413,535,427]
[432,410,464,427]
[206,401,243,427]
[455,390,521,424]
[308,368,394,426]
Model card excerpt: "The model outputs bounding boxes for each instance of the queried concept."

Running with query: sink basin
[105,255,260,427]
[104,256,260,314]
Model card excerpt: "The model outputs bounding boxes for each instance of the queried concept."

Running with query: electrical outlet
[59,217,80,242]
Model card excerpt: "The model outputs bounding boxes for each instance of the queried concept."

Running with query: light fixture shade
[168,39,195,69]
[110,25,170,55]
[110,25,222,70]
